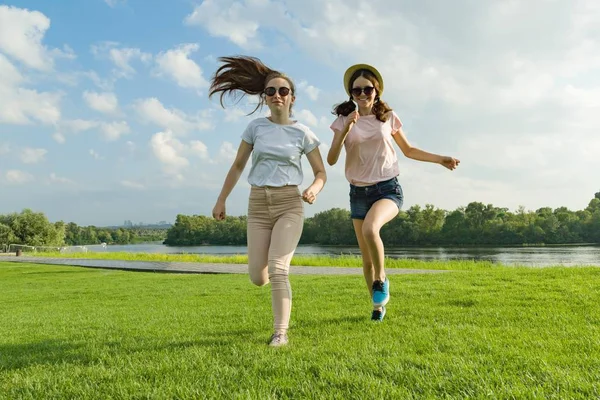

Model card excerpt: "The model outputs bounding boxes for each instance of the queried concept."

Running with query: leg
[247,193,272,286]
[352,219,375,298]
[362,199,399,282]
[268,210,304,334]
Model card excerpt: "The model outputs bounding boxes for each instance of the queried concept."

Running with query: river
[77,243,600,267]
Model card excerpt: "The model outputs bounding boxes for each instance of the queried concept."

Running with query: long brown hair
[209,55,295,115]
[332,69,392,122]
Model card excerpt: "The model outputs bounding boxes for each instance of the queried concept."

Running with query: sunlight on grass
[1,262,599,398]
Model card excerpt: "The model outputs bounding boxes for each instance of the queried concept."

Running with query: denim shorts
[349,177,404,220]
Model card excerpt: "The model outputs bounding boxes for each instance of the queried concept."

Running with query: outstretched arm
[302,147,327,204]
[392,127,460,170]
[212,140,253,220]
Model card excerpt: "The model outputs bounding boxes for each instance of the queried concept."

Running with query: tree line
[2,193,599,250]
[163,193,600,246]
[0,209,168,249]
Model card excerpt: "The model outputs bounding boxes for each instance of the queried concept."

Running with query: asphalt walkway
[0,255,448,275]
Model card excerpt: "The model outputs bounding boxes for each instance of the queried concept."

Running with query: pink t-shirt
[330,111,403,186]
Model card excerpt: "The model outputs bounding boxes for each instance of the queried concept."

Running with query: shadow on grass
[0,339,90,371]
[22,270,91,275]
[0,329,259,370]
[100,329,262,353]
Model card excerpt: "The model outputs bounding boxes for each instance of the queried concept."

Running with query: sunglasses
[264,86,291,97]
[351,86,375,97]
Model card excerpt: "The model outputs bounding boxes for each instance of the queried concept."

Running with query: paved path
[0,255,448,275]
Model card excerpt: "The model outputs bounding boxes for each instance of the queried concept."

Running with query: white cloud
[83,91,118,114]
[100,121,130,141]
[52,133,66,144]
[89,149,103,160]
[61,119,99,133]
[5,169,34,184]
[184,0,261,49]
[0,5,52,70]
[104,0,125,7]
[52,119,100,143]
[150,130,190,176]
[125,141,136,152]
[20,148,47,164]
[83,70,114,91]
[0,53,23,86]
[190,140,209,160]
[296,109,318,127]
[297,81,320,101]
[154,43,209,91]
[223,108,248,122]
[0,86,62,125]
[110,47,151,77]
[0,143,10,155]
[49,173,74,185]
[134,97,213,135]
[121,180,145,190]
[91,42,151,78]
[218,141,237,163]
[0,54,62,126]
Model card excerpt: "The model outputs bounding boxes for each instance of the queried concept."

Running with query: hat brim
[343,64,384,96]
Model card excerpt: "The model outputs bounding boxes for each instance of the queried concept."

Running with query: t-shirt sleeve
[302,128,321,155]
[330,116,345,133]
[390,111,403,135]
[241,120,255,144]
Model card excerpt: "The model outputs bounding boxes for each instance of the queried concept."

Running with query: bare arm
[392,127,460,170]
[327,111,359,165]
[212,140,253,220]
[302,147,327,204]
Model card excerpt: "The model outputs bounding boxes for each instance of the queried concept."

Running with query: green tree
[8,209,65,246]
[0,223,16,248]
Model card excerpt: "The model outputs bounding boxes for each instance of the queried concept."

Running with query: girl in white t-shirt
[328,64,459,322]
[210,56,327,347]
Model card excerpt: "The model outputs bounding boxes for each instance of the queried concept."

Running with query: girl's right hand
[212,200,226,220]
[344,110,359,132]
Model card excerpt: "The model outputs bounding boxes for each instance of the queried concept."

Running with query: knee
[248,263,269,286]
[249,274,268,286]
[362,224,380,241]
[268,263,289,282]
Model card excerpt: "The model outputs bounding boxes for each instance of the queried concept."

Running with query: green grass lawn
[1,261,599,399]
[17,251,496,271]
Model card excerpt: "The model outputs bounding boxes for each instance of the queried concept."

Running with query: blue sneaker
[372,278,390,308]
[371,306,386,322]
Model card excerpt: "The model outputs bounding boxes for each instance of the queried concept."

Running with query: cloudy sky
[1,0,599,226]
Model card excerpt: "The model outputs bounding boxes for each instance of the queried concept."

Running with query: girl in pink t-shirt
[328,64,460,322]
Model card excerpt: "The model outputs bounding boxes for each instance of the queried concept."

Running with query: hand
[212,200,226,220]
[440,156,460,170]
[344,110,359,132]
[301,187,317,204]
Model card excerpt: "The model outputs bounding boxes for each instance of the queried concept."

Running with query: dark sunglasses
[351,86,375,97]
[264,86,291,97]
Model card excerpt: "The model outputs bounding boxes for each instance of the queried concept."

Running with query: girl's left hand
[302,187,317,204]
[441,156,460,170]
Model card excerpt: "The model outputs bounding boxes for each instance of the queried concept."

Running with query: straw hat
[343,63,384,96]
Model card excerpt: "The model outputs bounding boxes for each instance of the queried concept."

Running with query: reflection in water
[83,243,600,267]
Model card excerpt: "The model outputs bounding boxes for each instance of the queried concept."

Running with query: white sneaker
[268,333,288,347]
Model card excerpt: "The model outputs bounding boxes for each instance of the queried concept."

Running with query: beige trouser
[247,185,304,334]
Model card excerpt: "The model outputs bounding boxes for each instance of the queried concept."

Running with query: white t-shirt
[242,117,321,187]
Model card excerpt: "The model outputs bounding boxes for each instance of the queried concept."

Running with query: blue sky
[1,0,599,226]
